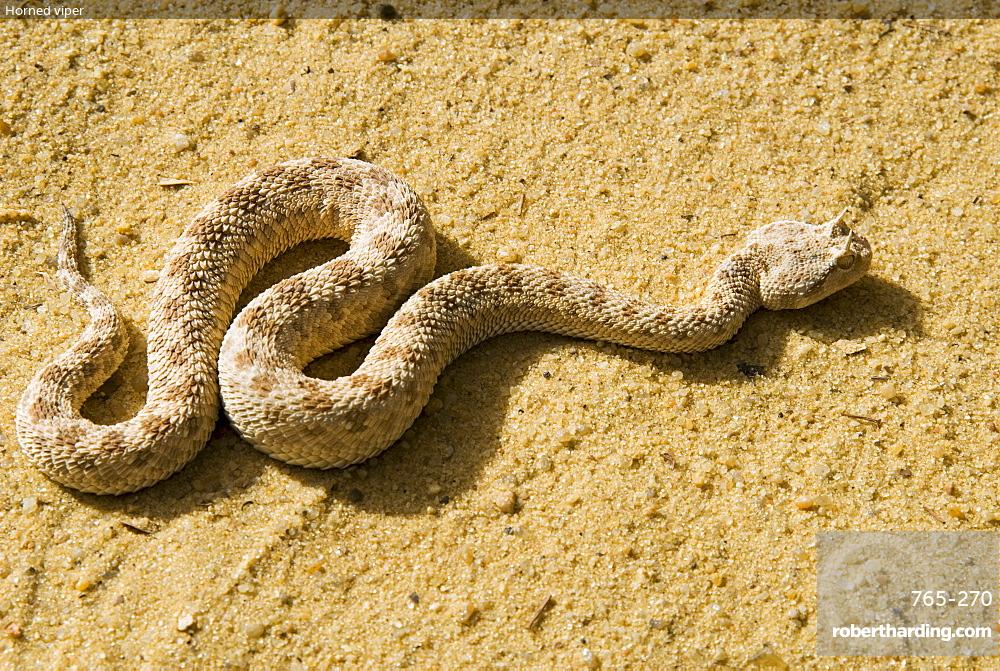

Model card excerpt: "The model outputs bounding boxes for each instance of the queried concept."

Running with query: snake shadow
[67,232,486,519]
[69,233,922,521]
[64,235,353,518]
[287,256,923,517]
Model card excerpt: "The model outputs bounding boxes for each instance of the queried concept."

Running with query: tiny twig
[528,595,553,630]
[922,505,947,525]
[841,412,882,427]
[121,521,153,535]
[158,177,193,187]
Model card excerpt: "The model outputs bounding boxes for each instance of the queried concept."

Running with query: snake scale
[16,157,872,494]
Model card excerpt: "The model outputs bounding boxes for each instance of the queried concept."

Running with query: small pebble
[141,270,159,283]
[21,496,38,513]
[456,601,479,625]
[794,496,818,511]
[4,623,22,639]
[878,382,899,402]
[947,505,967,520]
[74,576,96,592]
[243,621,266,639]
[177,612,196,631]
[626,39,652,60]
[748,647,788,669]
[492,490,517,514]
[427,483,442,495]
[0,119,12,137]
[691,471,711,489]
[809,463,831,479]
[555,430,577,448]
[376,48,397,63]
[169,132,194,152]
[497,247,521,263]
[816,119,831,136]
[786,606,807,623]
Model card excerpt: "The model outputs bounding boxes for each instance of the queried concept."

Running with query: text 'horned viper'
[17,157,873,494]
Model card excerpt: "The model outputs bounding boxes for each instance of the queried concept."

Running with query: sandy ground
[0,17,998,669]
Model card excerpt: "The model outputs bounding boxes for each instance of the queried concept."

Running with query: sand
[1,17,998,669]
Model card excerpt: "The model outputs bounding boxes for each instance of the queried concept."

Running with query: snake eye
[836,253,856,270]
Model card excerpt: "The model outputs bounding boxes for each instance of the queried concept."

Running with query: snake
[15,157,873,494]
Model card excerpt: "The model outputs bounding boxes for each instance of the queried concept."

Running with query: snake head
[747,210,872,310]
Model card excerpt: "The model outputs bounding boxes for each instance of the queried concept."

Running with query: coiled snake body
[17,158,872,494]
